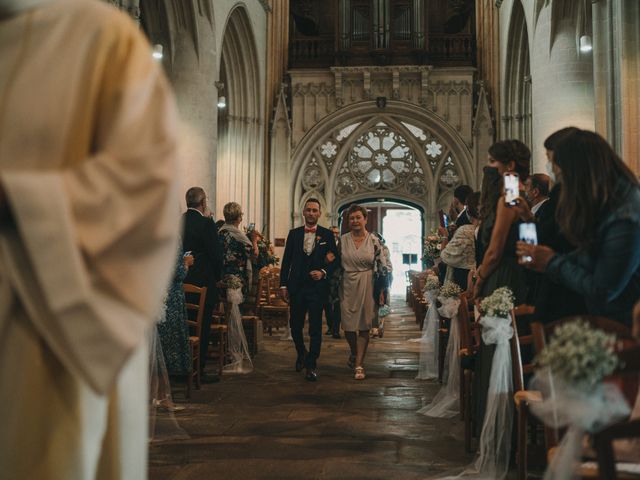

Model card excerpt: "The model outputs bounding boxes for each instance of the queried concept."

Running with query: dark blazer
[530,187,586,322]
[182,209,223,289]
[455,209,471,228]
[280,225,339,297]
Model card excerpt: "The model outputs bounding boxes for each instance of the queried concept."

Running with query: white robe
[0,1,180,478]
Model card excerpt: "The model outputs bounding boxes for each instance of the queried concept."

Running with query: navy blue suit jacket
[279,225,339,297]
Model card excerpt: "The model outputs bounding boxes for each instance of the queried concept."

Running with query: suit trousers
[289,284,324,369]
[324,301,341,334]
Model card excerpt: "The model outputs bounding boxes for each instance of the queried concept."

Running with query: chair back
[510,304,536,393]
[183,283,207,338]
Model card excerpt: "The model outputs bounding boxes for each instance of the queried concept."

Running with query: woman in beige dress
[340,204,377,380]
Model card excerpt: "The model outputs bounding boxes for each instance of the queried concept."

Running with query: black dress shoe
[201,373,220,384]
[305,369,318,382]
[332,332,341,339]
[325,329,333,336]
[295,356,305,372]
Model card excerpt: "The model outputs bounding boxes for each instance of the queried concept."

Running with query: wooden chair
[209,301,228,376]
[457,294,481,452]
[260,266,290,336]
[529,316,636,478]
[508,304,543,480]
[591,344,640,480]
[183,283,207,398]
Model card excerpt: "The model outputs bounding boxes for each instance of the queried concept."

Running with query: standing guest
[280,198,339,381]
[340,205,389,380]
[452,184,474,229]
[182,187,223,383]
[472,140,531,434]
[325,225,342,339]
[0,1,180,477]
[517,129,640,326]
[440,191,480,291]
[218,202,259,295]
[525,174,551,217]
[371,232,393,338]
[157,248,194,377]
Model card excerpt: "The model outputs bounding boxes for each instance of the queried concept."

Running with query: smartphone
[247,223,255,232]
[518,222,537,263]
[504,172,519,206]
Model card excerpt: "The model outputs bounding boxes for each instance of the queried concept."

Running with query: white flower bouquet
[424,275,440,292]
[535,319,619,392]
[479,287,515,318]
[223,274,243,290]
[439,281,462,299]
[422,232,442,265]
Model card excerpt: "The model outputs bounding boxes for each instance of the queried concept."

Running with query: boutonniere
[315,235,321,242]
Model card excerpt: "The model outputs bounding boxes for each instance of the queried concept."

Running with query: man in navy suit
[182,187,223,383]
[280,198,339,381]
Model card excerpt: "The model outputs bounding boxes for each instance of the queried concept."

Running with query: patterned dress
[220,227,254,293]
[157,249,191,375]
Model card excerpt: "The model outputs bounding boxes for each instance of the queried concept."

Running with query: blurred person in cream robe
[0,0,181,478]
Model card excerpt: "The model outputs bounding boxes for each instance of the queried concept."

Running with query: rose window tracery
[347,125,414,190]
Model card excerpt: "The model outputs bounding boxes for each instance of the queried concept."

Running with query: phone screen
[438,209,448,228]
[504,172,519,206]
[247,223,255,231]
[518,222,537,263]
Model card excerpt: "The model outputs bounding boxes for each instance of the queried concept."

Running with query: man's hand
[309,270,324,281]
[280,287,289,303]
[516,242,556,272]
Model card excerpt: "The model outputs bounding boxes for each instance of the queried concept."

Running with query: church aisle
[149,297,473,479]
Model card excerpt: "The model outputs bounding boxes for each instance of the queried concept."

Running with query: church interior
[1,0,639,479]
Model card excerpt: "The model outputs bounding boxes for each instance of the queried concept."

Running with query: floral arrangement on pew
[464,286,516,480]
[222,274,243,292]
[415,274,442,379]
[417,280,463,416]
[255,234,279,269]
[221,274,253,373]
[530,319,629,479]
[479,286,514,318]
[423,275,440,295]
[422,231,442,267]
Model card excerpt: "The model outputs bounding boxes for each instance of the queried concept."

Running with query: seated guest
[440,191,480,291]
[517,129,640,326]
[218,202,259,296]
[452,184,474,229]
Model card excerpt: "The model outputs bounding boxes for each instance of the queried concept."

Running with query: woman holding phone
[472,139,531,434]
[516,130,640,326]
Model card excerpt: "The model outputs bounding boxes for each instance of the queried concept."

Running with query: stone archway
[503,0,531,146]
[290,100,474,231]
[216,6,264,228]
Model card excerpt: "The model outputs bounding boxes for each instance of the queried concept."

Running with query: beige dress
[340,233,376,331]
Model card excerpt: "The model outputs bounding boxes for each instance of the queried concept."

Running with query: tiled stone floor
[149,296,474,479]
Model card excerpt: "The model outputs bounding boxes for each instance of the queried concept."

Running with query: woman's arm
[474,197,518,297]
[546,219,640,301]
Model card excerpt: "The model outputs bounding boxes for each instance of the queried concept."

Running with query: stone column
[593,0,640,173]
[105,0,140,25]
[530,7,595,172]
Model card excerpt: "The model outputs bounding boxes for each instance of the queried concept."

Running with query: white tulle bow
[223,288,253,374]
[530,369,631,480]
[437,296,460,319]
[415,289,440,380]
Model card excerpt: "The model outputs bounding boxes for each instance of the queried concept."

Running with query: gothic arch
[503,0,532,145]
[216,5,264,227]
[290,100,474,226]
